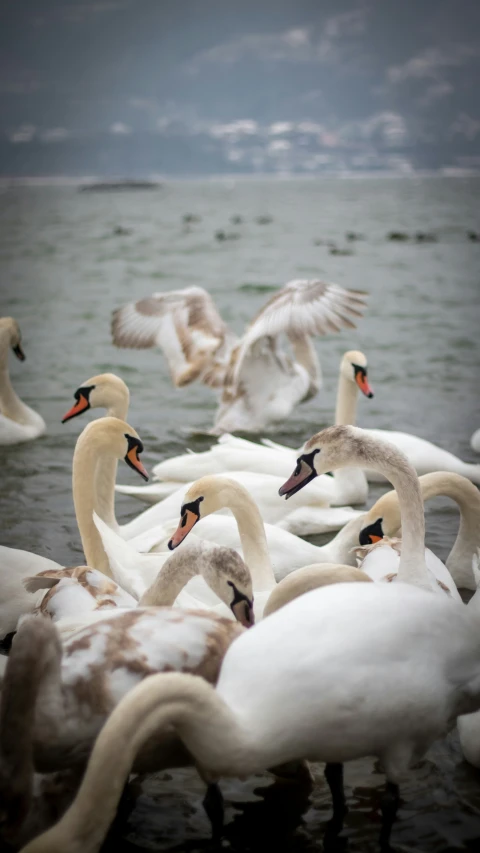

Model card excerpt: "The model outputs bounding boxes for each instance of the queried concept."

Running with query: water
[0,177,479,851]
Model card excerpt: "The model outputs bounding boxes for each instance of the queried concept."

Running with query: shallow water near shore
[0,176,480,851]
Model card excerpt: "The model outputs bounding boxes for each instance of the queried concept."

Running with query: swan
[279,425,457,594]
[0,317,46,445]
[130,487,366,580]
[353,538,461,600]
[471,429,480,453]
[132,350,373,508]
[117,469,362,540]
[262,564,372,617]
[111,281,368,433]
[358,471,480,590]
[6,607,244,776]
[0,417,148,638]
[21,584,480,846]
[41,535,255,630]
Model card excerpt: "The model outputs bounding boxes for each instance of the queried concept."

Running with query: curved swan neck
[213,482,276,590]
[22,674,256,853]
[139,550,197,606]
[72,426,121,576]
[334,371,358,426]
[323,429,429,587]
[419,473,480,587]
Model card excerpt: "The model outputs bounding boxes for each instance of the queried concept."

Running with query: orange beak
[126,446,149,481]
[62,394,90,423]
[168,510,199,550]
[369,534,383,544]
[355,372,374,398]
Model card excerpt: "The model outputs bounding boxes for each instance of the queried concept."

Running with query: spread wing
[111,286,236,389]
[231,279,368,389]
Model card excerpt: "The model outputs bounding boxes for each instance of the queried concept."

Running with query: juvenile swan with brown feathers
[111,281,368,433]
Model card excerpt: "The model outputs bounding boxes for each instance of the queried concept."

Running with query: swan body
[359,472,480,590]
[0,546,63,639]
[0,317,45,445]
[354,539,461,600]
[111,282,368,433]
[363,429,480,485]
[25,566,137,621]
[131,504,364,580]
[22,582,480,852]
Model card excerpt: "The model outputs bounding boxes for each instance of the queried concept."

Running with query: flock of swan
[0,276,479,852]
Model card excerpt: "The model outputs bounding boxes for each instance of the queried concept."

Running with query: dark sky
[1,0,480,173]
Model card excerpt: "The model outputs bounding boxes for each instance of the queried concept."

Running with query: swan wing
[111,286,235,388]
[230,279,368,390]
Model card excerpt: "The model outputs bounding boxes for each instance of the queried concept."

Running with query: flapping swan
[0,317,45,445]
[358,471,480,590]
[0,418,148,638]
[124,350,374,512]
[111,281,368,433]
[22,586,480,846]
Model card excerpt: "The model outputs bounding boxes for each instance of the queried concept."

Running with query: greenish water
[0,177,480,851]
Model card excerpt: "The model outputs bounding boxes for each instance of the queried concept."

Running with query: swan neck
[72,432,114,576]
[0,364,32,424]
[380,465,428,585]
[35,674,257,852]
[219,486,275,590]
[140,555,196,606]
[94,458,119,532]
[334,372,358,426]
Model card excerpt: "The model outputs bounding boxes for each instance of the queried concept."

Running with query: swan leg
[379,781,400,847]
[324,762,348,832]
[203,782,224,841]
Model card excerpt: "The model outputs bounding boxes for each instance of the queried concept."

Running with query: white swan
[0,317,46,445]
[354,538,461,600]
[0,417,148,638]
[358,471,480,590]
[125,350,373,510]
[111,281,368,433]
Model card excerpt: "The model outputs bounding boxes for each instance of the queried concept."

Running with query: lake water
[0,177,479,851]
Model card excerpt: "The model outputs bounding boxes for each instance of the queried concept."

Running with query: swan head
[77,417,149,481]
[167,475,237,549]
[0,317,25,361]
[62,373,129,422]
[200,547,255,627]
[341,350,373,398]
[279,425,381,499]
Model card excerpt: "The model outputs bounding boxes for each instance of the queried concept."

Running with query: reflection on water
[0,178,480,851]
